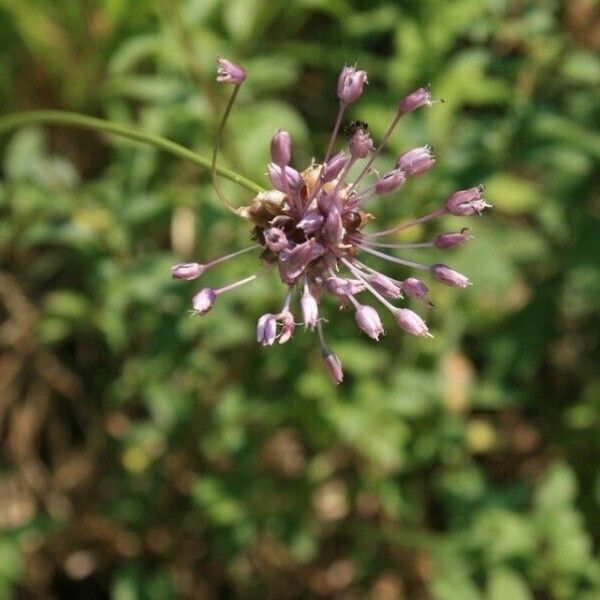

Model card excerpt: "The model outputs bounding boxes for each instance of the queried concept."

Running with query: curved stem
[211,85,244,216]
[0,110,264,198]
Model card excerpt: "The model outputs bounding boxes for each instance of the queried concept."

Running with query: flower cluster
[172,57,491,384]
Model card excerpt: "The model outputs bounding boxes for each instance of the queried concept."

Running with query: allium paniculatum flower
[171,58,491,384]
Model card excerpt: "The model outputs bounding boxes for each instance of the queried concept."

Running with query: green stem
[212,85,243,216]
[0,110,264,198]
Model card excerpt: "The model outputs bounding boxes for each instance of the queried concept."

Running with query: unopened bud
[355,304,384,340]
[323,205,344,245]
[323,351,344,384]
[396,145,435,176]
[349,129,374,159]
[433,229,471,249]
[446,186,491,216]
[431,264,470,288]
[192,288,217,315]
[401,278,431,304]
[398,87,432,114]
[270,129,292,167]
[337,66,368,104]
[301,286,319,330]
[395,308,430,337]
[267,163,303,192]
[375,168,406,195]
[367,272,402,299]
[257,313,277,346]
[171,262,205,280]
[216,57,246,84]
[321,151,349,182]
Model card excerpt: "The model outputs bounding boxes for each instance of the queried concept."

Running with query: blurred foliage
[1,0,599,598]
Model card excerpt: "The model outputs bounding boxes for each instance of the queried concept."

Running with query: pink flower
[172,58,490,383]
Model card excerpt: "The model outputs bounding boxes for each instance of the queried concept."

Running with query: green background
[0,0,598,598]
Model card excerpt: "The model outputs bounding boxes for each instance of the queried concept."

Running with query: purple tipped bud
[301,286,319,330]
[349,128,374,159]
[401,278,431,304]
[192,288,217,315]
[216,57,246,84]
[375,169,406,195]
[321,151,350,182]
[323,205,344,245]
[264,227,289,253]
[337,66,368,104]
[268,163,303,192]
[431,264,470,288]
[271,129,292,167]
[433,229,471,249]
[398,87,432,114]
[171,262,205,280]
[367,272,402,299]
[278,310,296,344]
[446,186,491,216]
[355,304,384,340]
[396,146,435,176]
[323,352,343,385]
[257,313,277,346]
[395,308,430,337]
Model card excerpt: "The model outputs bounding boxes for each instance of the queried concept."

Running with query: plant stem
[0,110,264,197]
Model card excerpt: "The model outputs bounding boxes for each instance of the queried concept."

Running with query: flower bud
[322,351,343,385]
[375,168,406,195]
[431,264,470,288]
[396,146,435,176]
[337,66,368,104]
[395,308,430,337]
[401,278,431,304]
[323,205,344,245]
[257,313,277,346]
[446,186,492,216]
[433,229,471,249]
[355,304,384,340]
[367,272,402,299]
[270,129,292,167]
[321,151,349,182]
[349,128,374,159]
[216,57,246,84]
[398,87,432,114]
[267,163,303,192]
[171,262,205,280]
[301,286,319,330]
[192,288,217,315]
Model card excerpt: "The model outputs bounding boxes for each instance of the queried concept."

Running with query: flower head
[173,59,490,383]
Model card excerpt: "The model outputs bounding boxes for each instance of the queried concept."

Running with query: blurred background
[0,0,599,598]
